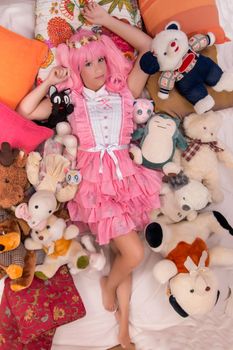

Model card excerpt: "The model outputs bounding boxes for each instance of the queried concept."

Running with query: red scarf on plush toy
[0,266,86,350]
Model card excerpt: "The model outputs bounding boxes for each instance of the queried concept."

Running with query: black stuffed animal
[36,85,74,129]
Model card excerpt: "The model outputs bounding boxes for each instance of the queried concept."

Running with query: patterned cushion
[35,0,141,83]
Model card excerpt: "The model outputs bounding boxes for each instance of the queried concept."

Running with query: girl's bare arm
[83,3,152,98]
[16,67,69,120]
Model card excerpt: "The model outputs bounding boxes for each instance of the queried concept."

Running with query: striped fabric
[138,0,228,44]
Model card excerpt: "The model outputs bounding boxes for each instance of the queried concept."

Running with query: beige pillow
[147,46,233,118]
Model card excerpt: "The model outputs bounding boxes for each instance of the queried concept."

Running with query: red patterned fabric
[0,266,86,349]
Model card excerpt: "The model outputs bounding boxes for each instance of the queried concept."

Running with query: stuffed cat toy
[36,85,74,129]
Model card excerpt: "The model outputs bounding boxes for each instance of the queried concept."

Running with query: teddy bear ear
[140,51,160,74]
[165,21,181,31]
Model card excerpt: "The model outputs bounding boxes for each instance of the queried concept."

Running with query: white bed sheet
[0,1,233,349]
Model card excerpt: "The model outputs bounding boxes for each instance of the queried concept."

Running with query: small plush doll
[140,22,233,114]
[133,98,154,126]
[35,85,74,129]
[145,211,233,317]
[130,113,187,175]
[26,122,81,203]
[180,111,233,203]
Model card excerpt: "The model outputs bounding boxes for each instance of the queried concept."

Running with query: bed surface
[1,1,233,349]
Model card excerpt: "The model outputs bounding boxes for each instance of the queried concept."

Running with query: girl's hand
[82,3,110,26]
[47,66,70,86]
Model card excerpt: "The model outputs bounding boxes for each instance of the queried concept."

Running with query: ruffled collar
[82,85,109,100]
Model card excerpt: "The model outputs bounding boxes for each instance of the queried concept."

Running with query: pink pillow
[0,102,53,153]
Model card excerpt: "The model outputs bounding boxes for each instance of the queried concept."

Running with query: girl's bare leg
[115,273,132,349]
[100,230,144,311]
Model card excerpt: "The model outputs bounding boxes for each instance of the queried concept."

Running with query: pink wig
[56,29,133,93]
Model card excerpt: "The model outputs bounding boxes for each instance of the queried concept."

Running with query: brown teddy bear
[0,210,37,292]
[0,142,28,209]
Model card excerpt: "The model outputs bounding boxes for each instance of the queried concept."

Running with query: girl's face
[80,56,107,91]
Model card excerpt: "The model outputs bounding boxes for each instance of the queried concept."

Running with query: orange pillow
[0,26,48,110]
[139,0,229,44]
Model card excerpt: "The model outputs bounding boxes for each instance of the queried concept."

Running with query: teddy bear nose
[182,204,191,211]
[171,41,176,47]
[39,236,44,240]
[0,244,5,251]
[205,286,211,292]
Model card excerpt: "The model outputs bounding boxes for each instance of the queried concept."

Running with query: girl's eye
[53,96,61,104]
[85,61,92,67]
[98,57,105,62]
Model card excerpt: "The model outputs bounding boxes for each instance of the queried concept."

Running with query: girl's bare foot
[100,276,117,312]
[115,309,131,349]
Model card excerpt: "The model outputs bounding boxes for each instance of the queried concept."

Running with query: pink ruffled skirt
[68,149,162,245]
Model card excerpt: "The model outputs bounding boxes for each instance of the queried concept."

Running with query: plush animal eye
[68,175,71,181]
[190,289,194,293]
[53,96,61,104]
[183,197,186,200]
[46,225,50,229]
[164,52,167,55]
[74,175,79,180]
[64,95,69,104]
[137,109,142,115]
[35,205,39,209]
[4,178,9,183]
[35,231,38,234]
[203,126,207,130]
[49,210,52,213]
[147,109,152,115]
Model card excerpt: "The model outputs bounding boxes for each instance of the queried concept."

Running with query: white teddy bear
[180,111,233,202]
[140,22,233,114]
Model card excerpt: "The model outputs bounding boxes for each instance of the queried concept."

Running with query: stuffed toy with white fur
[25,214,89,279]
[26,122,81,203]
[145,211,233,317]
[130,113,187,175]
[151,179,211,223]
[180,111,233,203]
[140,22,233,114]
[15,190,58,230]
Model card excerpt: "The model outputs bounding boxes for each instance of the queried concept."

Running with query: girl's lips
[96,75,104,79]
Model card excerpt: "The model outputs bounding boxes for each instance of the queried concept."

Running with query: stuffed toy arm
[209,246,233,266]
[216,140,233,168]
[26,152,42,186]
[24,237,43,250]
[153,259,178,284]
[131,127,145,141]
[188,33,215,52]
[158,72,176,99]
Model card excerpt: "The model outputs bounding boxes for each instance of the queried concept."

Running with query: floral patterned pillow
[35,0,142,83]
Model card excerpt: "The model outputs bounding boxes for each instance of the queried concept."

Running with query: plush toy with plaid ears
[180,111,233,203]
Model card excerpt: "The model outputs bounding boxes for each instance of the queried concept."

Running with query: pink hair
[56,29,133,93]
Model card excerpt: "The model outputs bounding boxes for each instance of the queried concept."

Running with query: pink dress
[68,85,162,245]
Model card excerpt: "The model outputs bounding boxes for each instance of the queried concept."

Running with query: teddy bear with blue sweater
[140,22,233,114]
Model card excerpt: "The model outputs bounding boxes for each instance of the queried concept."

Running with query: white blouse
[83,86,122,146]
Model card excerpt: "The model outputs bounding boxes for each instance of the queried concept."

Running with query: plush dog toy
[151,179,211,223]
[24,215,89,279]
[0,142,28,209]
[35,85,74,129]
[145,211,233,317]
[130,113,187,175]
[180,111,233,202]
[140,22,233,114]
[0,213,36,291]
